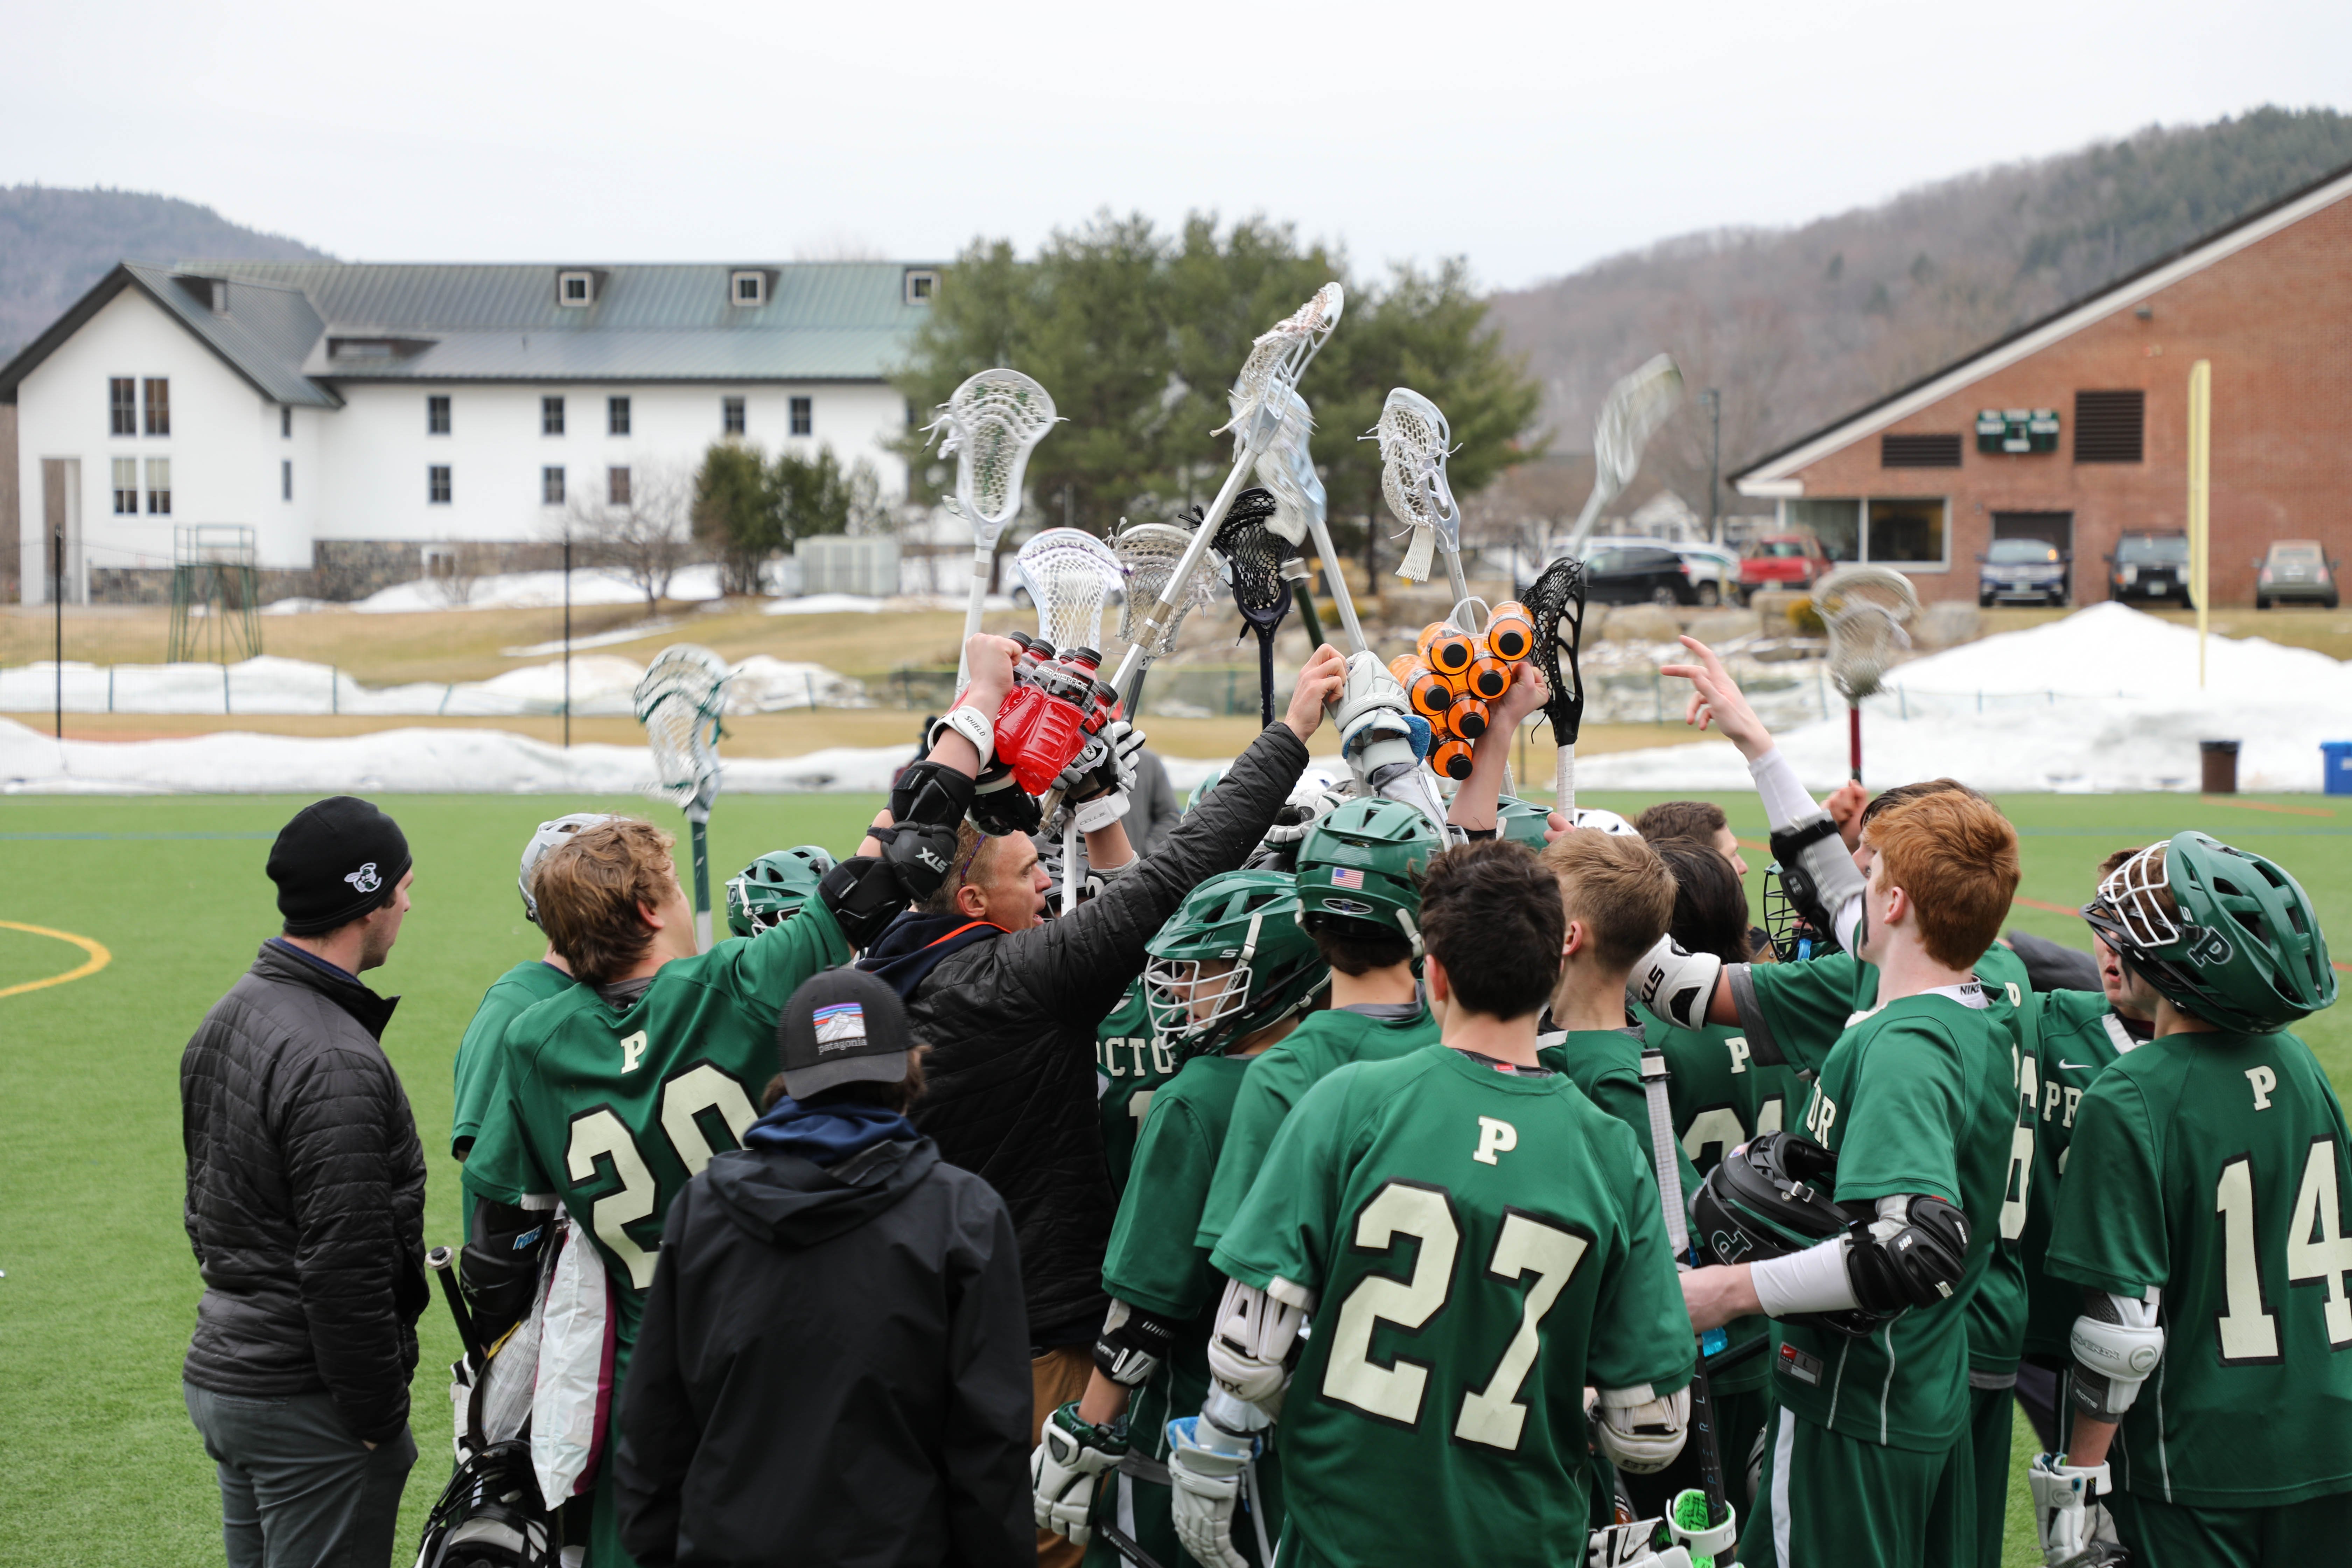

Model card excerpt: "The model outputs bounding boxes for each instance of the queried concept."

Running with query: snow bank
[0,654,866,717]
[0,718,912,797]
[354,565,726,613]
[1576,604,2352,793]
[762,592,1015,616]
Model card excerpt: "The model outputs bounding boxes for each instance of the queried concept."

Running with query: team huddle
[425,630,2343,1568]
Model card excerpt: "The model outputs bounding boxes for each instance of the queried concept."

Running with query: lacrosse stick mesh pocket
[1015,528,1123,652]
[1525,557,1590,745]
[634,645,732,807]
[1375,389,1460,583]
[1815,566,1919,703]
[926,370,1057,535]
[1115,521,1222,661]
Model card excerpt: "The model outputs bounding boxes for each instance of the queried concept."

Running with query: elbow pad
[2069,1291,2164,1420]
[1593,1384,1690,1475]
[1630,932,1723,1031]
[876,760,976,902]
[1844,1195,1971,1313]
[1768,814,1865,950]
[819,857,908,951]
[1093,1298,1180,1389]
[460,1197,552,1345]
[1205,1276,1312,1407]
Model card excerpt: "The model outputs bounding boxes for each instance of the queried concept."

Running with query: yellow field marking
[0,921,113,999]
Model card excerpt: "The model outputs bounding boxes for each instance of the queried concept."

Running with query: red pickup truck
[1737,533,1829,600]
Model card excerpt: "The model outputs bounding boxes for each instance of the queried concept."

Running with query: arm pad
[876,760,976,901]
[1768,813,1867,954]
[1593,1384,1690,1474]
[1093,1298,1180,1389]
[460,1196,550,1346]
[1844,1194,1971,1312]
[1630,932,1724,1031]
[1205,1276,1312,1407]
[2068,1290,2164,1419]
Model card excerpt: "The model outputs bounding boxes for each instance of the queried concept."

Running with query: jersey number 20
[1322,1180,1592,1452]
[565,1064,760,1289]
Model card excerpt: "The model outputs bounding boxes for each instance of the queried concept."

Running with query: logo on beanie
[344,862,382,894]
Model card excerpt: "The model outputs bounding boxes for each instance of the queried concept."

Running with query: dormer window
[904,269,938,304]
[731,271,768,307]
[558,271,596,307]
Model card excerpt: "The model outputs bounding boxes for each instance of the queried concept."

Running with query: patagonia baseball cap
[778,967,914,1099]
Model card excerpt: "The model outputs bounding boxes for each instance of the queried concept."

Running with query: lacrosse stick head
[1014,527,1123,653]
[1215,284,1344,454]
[1376,388,1462,576]
[924,369,1057,544]
[1114,520,1223,660]
[1253,391,1324,547]
[1815,565,1920,702]
[1593,354,1685,496]
[1214,489,1293,637]
[634,644,733,811]
[1525,557,1590,746]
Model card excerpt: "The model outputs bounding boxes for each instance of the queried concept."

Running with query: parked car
[1737,533,1829,598]
[1977,538,2070,607]
[1669,542,1740,607]
[1585,544,1699,607]
[2106,532,2191,606]
[2255,539,2341,609]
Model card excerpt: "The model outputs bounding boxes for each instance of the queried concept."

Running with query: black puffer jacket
[867,722,1308,1337]
[180,941,429,1443]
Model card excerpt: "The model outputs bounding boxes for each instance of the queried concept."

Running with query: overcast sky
[5,0,2346,292]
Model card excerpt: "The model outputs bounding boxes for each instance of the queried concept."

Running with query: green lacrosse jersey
[2045,1028,2352,1508]
[1097,982,1175,1196]
[1089,1052,1283,1566]
[1771,988,2015,1452]
[451,960,575,1160]
[461,901,852,1349]
[1535,1026,1704,1228]
[1211,1045,1694,1568]
[1194,1004,1440,1251]
[2016,989,2145,1357]
[1638,1006,1801,1396]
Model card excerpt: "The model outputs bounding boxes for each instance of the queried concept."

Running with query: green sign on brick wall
[1976,408,2060,454]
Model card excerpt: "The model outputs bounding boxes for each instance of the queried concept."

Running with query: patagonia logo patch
[812,1001,867,1053]
[1778,1343,1824,1387]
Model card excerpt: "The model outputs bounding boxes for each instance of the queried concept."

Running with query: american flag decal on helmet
[1330,867,1365,889]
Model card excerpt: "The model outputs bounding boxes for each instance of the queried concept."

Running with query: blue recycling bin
[2326,741,2352,796]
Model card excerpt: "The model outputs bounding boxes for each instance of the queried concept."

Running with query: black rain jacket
[864,722,1308,1336]
[615,1137,1030,1568]
[180,941,429,1443]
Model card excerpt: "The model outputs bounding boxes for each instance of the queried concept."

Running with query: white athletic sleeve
[1750,1238,1860,1316]
[1747,748,1818,833]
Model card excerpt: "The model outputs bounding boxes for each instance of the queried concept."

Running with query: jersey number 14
[2215,1138,2352,1360]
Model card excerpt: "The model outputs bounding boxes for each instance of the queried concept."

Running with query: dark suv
[1978,538,2070,606]
[2107,533,2191,606]
[1586,544,1698,606]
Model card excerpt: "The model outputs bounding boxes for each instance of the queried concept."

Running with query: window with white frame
[723,396,746,435]
[609,396,631,436]
[146,457,172,514]
[282,405,293,439]
[428,395,451,434]
[790,396,812,436]
[558,271,595,306]
[731,271,767,306]
[282,460,293,502]
[543,466,566,505]
[608,466,631,505]
[429,465,452,504]
[1783,497,1948,569]
[144,377,170,436]
[111,378,136,435]
[543,396,566,435]
[113,458,137,514]
[904,269,938,304]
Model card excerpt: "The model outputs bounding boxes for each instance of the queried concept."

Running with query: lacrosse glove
[1031,1401,1126,1546]
[969,760,1043,838]
[1586,1519,1676,1568]
[1058,721,1145,832]
[2029,1454,2128,1567]
[1167,1413,1257,1568]
[1334,651,1433,792]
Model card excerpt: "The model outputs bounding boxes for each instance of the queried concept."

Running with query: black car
[1584,545,1698,606]
[2107,533,2191,606]
[1978,538,2070,606]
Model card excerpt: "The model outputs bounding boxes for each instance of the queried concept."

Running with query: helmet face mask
[724,845,839,939]
[1144,870,1327,1059]
[1762,862,1832,962]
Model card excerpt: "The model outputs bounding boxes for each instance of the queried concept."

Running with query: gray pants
[185,1382,417,1568]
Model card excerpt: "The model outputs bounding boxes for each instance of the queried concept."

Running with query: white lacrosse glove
[1587,1520,1692,1568]
[1167,1406,1258,1568]
[1593,1384,1691,1474]
[2029,1454,2127,1567]
[1332,651,1432,791]
[1031,1401,1126,1546]
[1261,780,1346,850]
[1205,1278,1312,1410]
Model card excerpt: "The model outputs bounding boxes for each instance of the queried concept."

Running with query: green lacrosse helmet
[1294,797,1439,953]
[1188,768,1224,813]
[1145,869,1328,1059]
[1494,795,1553,852]
[724,845,838,938]
[2082,831,2336,1033]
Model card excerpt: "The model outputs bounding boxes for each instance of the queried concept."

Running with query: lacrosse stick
[635,644,733,952]
[1113,519,1226,713]
[1259,389,1366,656]
[1373,388,1471,610]
[1016,528,1124,916]
[926,369,1058,684]
[1525,558,1590,814]
[1281,556,1328,651]
[1563,354,1684,553]
[1214,489,1292,726]
[1815,565,1919,785]
[1107,285,1343,699]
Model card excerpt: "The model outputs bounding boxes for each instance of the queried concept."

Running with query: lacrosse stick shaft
[1555,741,1575,817]
[1300,510,1368,654]
[1638,1053,1732,1534]
[1441,546,1471,612]
[1849,704,1863,784]
[957,538,992,685]
[688,806,714,952]
[1107,456,1256,696]
[1062,819,1080,916]
[1285,563,1328,652]
[426,1246,486,1368]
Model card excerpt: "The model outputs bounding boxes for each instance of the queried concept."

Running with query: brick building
[1732,161,2352,607]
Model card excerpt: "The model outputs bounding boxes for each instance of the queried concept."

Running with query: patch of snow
[762,592,1015,616]
[354,564,726,614]
[500,619,684,656]
[260,597,343,616]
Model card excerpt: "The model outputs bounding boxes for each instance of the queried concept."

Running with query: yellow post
[2186,359,2212,688]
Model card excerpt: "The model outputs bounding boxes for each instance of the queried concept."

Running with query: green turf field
[1,789,2344,1567]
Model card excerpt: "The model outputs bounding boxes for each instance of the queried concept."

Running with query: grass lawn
[1,789,2344,1567]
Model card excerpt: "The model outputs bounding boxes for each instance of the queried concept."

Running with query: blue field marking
[0,832,278,841]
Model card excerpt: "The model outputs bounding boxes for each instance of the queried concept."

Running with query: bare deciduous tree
[568,461,698,612]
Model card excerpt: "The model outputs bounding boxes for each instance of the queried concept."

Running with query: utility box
[2323,741,2352,796]
[794,535,899,598]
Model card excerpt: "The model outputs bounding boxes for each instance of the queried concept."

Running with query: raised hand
[1660,636,1773,761]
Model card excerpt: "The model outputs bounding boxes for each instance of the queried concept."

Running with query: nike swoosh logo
[2056,1061,2094,1071]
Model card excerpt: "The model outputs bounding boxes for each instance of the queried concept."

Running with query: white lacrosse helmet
[1571,807,1640,838]
[520,813,620,924]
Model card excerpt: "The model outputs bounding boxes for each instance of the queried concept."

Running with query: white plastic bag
[531,1218,616,1506]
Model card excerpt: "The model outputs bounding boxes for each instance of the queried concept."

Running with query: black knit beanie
[268,796,412,936]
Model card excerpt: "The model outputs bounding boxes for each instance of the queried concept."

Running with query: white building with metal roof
[2,259,939,602]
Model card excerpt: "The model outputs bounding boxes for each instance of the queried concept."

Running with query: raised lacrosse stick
[1015,528,1124,915]
[1562,354,1684,554]
[1524,557,1590,816]
[1373,387,1471,611]
[1112,518,1226,714]
[1258,387,1366,656]
[635,644,734,952]
[1815,565,1919,785]
[1107,285,1343,698]
[1214,489,1292,726]
[926,369,1058,684]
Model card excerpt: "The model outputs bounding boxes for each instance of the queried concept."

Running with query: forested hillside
[0,187,328,364]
